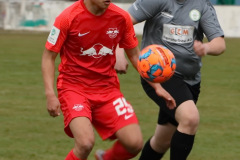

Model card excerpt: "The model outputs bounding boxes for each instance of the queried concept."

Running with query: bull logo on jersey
[80,43,114,58]
[106,28,119,39]
[73,104,84,111]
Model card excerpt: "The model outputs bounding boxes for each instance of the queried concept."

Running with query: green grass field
[0,31,239,160]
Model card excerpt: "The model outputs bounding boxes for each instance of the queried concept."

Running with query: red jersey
[45,0,138,93]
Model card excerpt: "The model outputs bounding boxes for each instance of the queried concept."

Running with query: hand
[114,45,129,74]
[46,94,61,117]
[156,87,176,109]
[193,40,209,57]
[150,82,176,109]
[155,87,176,109]
[114,58,128,74]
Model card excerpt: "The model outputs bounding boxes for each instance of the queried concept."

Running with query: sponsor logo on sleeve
[161,12,173,19]
[47,26,60,45]
[133,2,138,10]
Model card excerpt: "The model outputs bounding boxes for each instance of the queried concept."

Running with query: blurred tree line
[68,0,135,2]
[58,0,239,5]
[217,0,235,4]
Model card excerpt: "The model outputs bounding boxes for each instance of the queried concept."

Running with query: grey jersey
[129,0,224,85]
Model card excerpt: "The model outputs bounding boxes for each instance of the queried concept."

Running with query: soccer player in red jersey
[41,0,144,160]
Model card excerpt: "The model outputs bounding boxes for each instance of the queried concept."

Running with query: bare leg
[69,117,95,159]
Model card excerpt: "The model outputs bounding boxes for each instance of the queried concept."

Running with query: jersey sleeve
[45,10,70,53]
[200,1,224,41]
[128,0,162,23]
[118,12,138,49]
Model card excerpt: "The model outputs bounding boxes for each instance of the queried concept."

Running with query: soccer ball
[137,44,176,83]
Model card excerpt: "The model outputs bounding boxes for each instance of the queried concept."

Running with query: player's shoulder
[108,3,130,19]
[197,0,212,4]
[191,0,214,8]
[190,0,215,13]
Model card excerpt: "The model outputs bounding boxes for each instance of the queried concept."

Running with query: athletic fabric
[141,75,200,126]
[46,0,138,93]
[58,84,138,139]
[45,0,139,139]
[129,0,224,85]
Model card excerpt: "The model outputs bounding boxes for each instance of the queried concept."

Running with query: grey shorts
[141,74,200,126]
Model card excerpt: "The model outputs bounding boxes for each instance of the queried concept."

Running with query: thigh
[175,100,199,122]
[69,117,95,143]
[58,89,92,137]
[141,75,197,126]
[115,124,143,152]
[92,92,139,140]
[175,100,200,134]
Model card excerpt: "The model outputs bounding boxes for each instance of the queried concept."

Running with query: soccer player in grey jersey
[115,0,226,159]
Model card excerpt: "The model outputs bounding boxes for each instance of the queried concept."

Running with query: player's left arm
[42,48,61,117]
[115,11,138,74]
[124,46,140,71]
[195,1,226,57]
[114,44,129,74]
[194,36,226,57]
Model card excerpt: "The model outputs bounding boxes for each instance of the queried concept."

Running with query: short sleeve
[118,12,138,49]
[200,1,224,41]
[45,11,70,53]
[128,0,162,23]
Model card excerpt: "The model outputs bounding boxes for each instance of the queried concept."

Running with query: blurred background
[0,1,239,160]
[0,0,240,37]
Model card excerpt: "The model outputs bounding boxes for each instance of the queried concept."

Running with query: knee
[133,138,144,154]
[74,136,95,156]
[124,136,143,154]
[176,102,200,133]
[180,112,200,132]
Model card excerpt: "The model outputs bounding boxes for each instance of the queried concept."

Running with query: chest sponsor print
[80,43,114,58]
[162,24,194,44]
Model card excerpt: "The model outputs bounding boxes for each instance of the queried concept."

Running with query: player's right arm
[193,37,225,57]
[125,46,176,110]
[129,15,138,25]
[41,48,60,117]
[128,6,176,109]
[114,44,129,74]
[149,82,176,109]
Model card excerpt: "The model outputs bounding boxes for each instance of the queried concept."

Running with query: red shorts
[58,86,139,140]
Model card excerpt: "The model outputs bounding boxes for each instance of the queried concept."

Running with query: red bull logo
[106,28,119,39]
[80,43,113,58]
[73,104,84,111]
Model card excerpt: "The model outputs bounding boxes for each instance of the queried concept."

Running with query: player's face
[85,0,111,15]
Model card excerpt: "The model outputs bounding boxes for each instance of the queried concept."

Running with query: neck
[84,0,108,16]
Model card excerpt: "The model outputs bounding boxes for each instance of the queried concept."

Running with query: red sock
[65,149,87,160]
[103,141,136,160]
